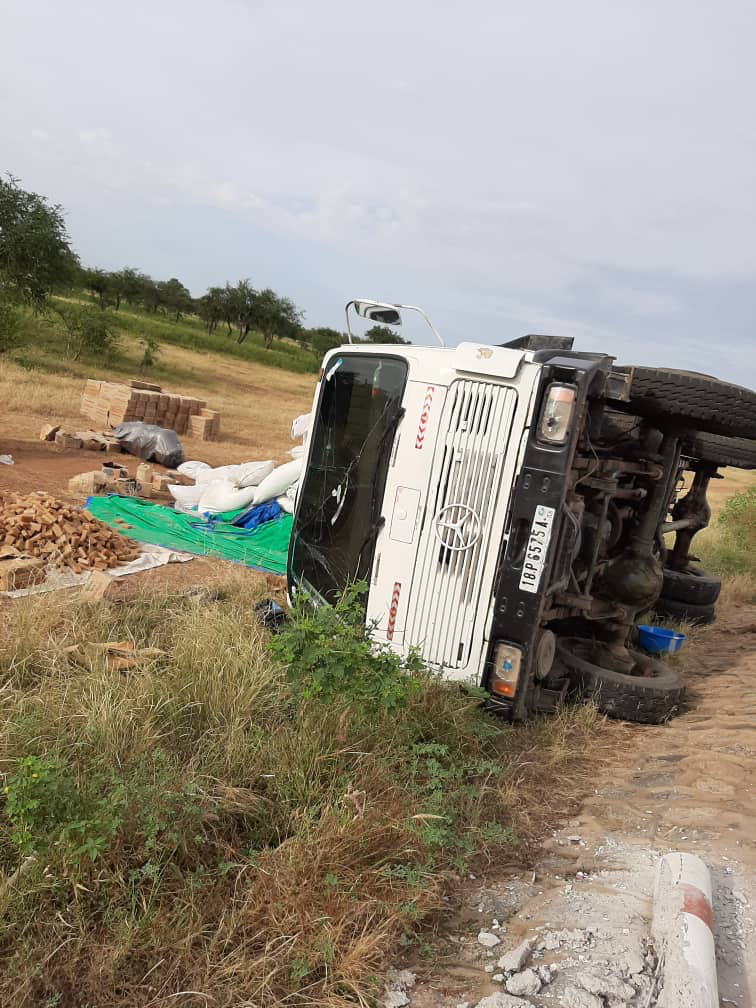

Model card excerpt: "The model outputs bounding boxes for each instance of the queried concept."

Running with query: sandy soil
[398,596,756,1007]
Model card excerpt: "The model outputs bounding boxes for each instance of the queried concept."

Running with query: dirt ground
[0,349,314,597]
[397,594,756,1008]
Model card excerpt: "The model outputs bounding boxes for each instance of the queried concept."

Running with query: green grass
[0,578,606,1008]
[696,485,756,585]
[6,293,319,382]
[112,303,319,374]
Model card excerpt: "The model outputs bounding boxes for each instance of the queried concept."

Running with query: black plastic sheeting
[112,422,185,468]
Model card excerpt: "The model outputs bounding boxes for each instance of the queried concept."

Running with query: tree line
[1,174,409,359]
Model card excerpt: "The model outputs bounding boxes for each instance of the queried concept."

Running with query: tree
[232,279,257,343]
[108,267,148,310]
[197,286,226,334]
[363,324,409,345]
[157,277,193,321]
[221,282,238,335]
[119,267,148,306]
[140,278,162,313]
[0,174,77,306]
[249,288,303,348]
[80,267,111,308]
[308,326,345,357]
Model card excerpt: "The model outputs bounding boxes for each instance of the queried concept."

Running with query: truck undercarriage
[489,358,756,723]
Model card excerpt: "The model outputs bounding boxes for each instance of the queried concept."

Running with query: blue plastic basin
[637,625,686,655]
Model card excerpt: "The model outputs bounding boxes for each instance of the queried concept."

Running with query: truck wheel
[655,596,716,626]
[613,367,756,440]
[662,567,721,606]
[681,431,756,470]
[556,637,684,724]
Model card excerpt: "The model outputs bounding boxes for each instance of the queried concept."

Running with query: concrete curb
[652,852,718,1008]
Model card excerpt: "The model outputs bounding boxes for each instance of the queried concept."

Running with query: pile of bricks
[81,380,220,439]
[40,424,121,452]
[0,491,139,574]
[67,462,174,500]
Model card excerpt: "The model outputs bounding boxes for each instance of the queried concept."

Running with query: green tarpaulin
[86,495,292,575]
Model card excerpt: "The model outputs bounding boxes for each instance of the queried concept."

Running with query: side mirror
[345,298,445,347]
[353,300,402,326]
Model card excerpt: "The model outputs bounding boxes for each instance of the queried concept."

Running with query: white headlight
[538,383,577,444]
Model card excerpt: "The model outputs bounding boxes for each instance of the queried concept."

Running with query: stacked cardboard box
[80,380,216,437]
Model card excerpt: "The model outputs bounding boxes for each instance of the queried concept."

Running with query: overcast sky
[2,1,754,385]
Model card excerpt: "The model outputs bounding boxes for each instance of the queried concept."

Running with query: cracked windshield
[290,354,408,602]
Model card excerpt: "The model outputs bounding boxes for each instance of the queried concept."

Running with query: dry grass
[0,580,611,1008]
[1,331,315,464]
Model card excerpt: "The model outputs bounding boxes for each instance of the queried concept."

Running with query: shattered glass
[290,354,408,605]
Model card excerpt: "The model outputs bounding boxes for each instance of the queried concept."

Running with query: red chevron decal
[415,386,435,449]
[386,581,402,640]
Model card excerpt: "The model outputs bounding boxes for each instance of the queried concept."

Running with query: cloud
[1,0,754,386]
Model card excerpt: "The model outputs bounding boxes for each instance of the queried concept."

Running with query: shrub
[698,486,756,578]
[54,302,118,360]
[268,581,422,715]
[0,299,24,354]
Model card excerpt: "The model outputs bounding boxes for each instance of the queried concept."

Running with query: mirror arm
[400,304,445,347]
[343,300,445,347]
[344,299,357,344]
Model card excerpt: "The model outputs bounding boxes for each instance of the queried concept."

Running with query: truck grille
[406,379,517,669]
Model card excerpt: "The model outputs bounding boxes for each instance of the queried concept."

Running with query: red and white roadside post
[652,851,718,1008]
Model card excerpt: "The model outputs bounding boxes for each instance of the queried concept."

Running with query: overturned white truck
[287,300,756,723]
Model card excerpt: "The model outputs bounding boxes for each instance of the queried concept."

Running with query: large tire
[662,567,721,606]
[598,409,642,443]
[681,431,756,470]
[655,596,715,626]
[557,637,684,724]
[612,367,756,440]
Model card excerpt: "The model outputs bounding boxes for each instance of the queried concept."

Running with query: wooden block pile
[0,491,139,574]
[40,424,122,453]
[81,379,219,438]
[188,409,220,441]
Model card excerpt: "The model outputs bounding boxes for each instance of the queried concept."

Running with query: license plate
[518,504,555,594]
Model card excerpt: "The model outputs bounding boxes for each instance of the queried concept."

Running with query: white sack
[194,464,239,485]
[236,460,275,488]
[253,459,303,506]
[176,460,211,480]
[276,495,294,514]
[198,479,258,514]
[291,413,311,441]
[288,445,305,459]
[168,483,205,509]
